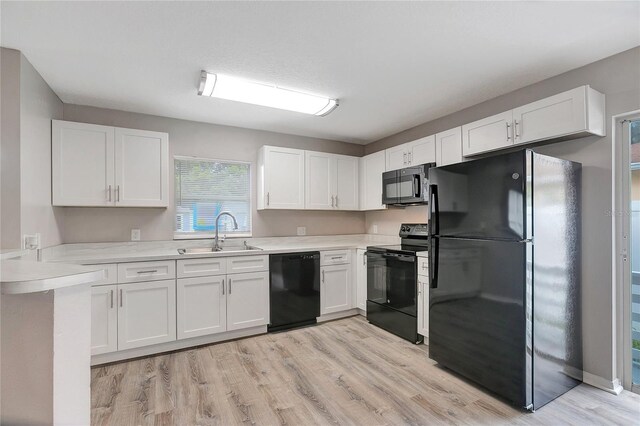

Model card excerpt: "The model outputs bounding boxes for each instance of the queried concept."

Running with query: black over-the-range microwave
[382,163,436,206]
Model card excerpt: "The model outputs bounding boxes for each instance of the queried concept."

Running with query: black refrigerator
[428,149,582,411]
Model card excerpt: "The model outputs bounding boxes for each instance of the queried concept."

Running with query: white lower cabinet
[91,285,118,355]
[321,263,352,315]
[227,271,270,331]
[417,257,429,339]
[177,275,226,339]
[355,249,367,312]
[117,279,177,351]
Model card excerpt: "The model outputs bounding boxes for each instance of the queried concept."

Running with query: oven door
[366,250,417,316]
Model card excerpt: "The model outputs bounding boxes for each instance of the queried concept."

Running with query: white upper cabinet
[258,146,305,210]
[385,136,436,171]
[305,151,333,210]
[462,85,605,157]
[512,86,605,145]
[385,144,409,171]
[335,154,359,210]
[407,135,436,165]
[462,111,514,157]
[303,151,358,210]
[52,120,169,207]
[359,150,386,211]
[435,127,463,167]
[52,120,115,206]
[114,127,169,207]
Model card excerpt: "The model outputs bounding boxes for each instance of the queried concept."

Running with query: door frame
[612,109,640,393]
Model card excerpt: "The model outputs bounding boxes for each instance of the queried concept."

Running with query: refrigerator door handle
[430,237,439,289]
[429,184,439,235]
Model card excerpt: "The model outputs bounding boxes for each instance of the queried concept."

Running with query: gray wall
[1,49,22,249]
[0,48,63,249]
[365,46,640,384]
[61,105,366,242]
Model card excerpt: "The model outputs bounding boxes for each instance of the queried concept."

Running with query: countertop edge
[1,262,106,295]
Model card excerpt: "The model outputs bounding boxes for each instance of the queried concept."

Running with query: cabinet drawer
[320,250,351,266]
[118,260,176,283]
[177,257,226,278]
[89,263,118,285]
[417,256,429,276]
[226,255,269,274]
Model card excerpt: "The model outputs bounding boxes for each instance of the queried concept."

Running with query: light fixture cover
[197,71,338,116]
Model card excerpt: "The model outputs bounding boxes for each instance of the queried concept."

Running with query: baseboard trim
[91,325,267,366]
[317,309,359,323]
[582,372,623,395]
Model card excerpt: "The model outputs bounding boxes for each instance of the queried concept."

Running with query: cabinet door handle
[331,256,343,260]
[506,122,512,141]
[322,270,325,283]
[408,151,412,164]
[222,278,225,295]
[119,289,123,307]
[363,252,367,265]
[229,278,232,294]
[110,289,114,308]
[266,192,270,206]
[116,185,120,202]
[107,185,112,202]
[514,120,520,139]
[403,152,407,165]
[335,196,339,208]
[331,195,334,207]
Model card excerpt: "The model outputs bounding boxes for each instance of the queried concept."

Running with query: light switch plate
[131,229,141,241]
[297,226,306,236]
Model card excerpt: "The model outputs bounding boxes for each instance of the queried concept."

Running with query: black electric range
[366,223,428,343]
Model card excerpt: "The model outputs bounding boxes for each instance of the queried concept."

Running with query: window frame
[173,155,253,240]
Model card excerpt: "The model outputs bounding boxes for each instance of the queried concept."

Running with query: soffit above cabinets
[2,2,638,144]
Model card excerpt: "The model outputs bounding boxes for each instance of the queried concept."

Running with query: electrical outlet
[372,225,378,234]
[23,233,41,250]
[131,229,141,241]
[297,226,307,236]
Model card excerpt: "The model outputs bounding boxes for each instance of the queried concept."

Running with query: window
[174,157,251,238]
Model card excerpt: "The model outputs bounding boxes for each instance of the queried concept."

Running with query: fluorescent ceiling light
[197,71,338,116]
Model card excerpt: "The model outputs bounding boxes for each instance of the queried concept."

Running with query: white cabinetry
[257,146,305,209]
[355,249,367,312]
[176,275,226,339]
[359,150,386,211]
[320,250,352,315]
[462,111,514,157]
[321,264,352,315]
[91,285,118,355]
[304,152,359,210]
[52,120,169,207]
[226,271,270,331]
[114,127,169,207]
[435,127,463,167]
[117,279,177,350]
[385,135,436,171]
[417,253,429,339]
[462,85,605,157]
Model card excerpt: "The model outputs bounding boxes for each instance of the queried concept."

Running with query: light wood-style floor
[91,316,640,425]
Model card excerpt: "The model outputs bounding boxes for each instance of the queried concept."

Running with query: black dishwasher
[269,252,320,332]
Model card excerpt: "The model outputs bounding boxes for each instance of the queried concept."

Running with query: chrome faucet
[214,211,238,251]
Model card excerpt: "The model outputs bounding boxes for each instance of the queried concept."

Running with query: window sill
[173,232,253,240]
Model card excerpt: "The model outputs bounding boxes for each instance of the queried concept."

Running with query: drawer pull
[136,269,158,274]
[331,256,343,260]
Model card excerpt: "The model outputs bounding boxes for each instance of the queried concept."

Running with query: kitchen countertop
[43,234,401,265]
[1,259,105,294]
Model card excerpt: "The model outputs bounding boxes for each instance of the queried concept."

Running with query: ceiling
[2,2,639,144]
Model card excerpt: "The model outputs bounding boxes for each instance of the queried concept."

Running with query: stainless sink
[177,245,262,255]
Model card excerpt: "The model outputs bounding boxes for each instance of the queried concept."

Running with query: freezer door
[429,236,527,407]
[429,150,525,240]
[530,151,582,409]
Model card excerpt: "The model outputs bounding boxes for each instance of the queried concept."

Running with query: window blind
[175,157,251,236]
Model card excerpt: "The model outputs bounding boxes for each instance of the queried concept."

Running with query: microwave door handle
[413,175,421,197]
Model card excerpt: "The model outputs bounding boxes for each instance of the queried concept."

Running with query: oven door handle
[379,252,415,262]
